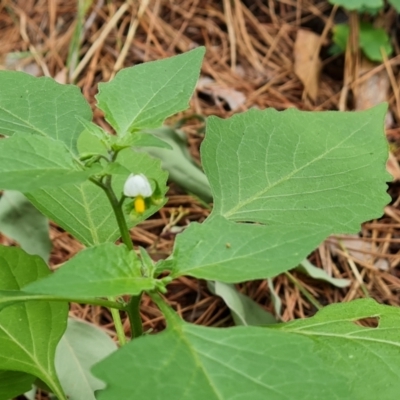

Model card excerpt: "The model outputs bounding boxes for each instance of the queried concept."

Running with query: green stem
[126,294,143,338]
[90,175,143,340]
[285,271,323,310]
[109,296,127,346]
[96,177,134,251]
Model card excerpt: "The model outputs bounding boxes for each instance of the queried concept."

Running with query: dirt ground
[1,0,400,351]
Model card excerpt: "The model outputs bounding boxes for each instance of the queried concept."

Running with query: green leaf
[276,298,400,398]
[92,305,349,399]
[24,243,157,297]
[205,106,390,226]
[332,23,349,53]
[332,23,393,62]
[0,246,68,399]
[96,47,205,135]
[0,190,51,261]
[296,259,350,288]
[115,130,173,150]
[27,130,168,246]
[267,278,282,319]
[164,216,328,281]
[55,318,117,400]
[165,106,390,282]
[389,0,400,12]
[359,22,393,61]
[0,71,92,152]
[0,135,93,191]
[328,0,383,10]
[208,281,276,326]
[0,370,35,399]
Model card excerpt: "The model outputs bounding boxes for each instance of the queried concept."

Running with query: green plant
[329,0,398,62]
[0,47,398,400]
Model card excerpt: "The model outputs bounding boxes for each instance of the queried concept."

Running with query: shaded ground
[1,0,400,346]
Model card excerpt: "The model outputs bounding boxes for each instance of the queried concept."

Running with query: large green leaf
[164,105,390,282]
[92,304,348,399]
[0,246,68,399]
[96,47,205,135]
[93,299,400,399]
[24,243,156,297]
[0,71,92,152]
[0,191,51,261]
[55,318,117,400]
[0,370,35,399]
[163,216,328,281]
[27,131,168,246]
[276,298,400,398]
[0,135,92,192]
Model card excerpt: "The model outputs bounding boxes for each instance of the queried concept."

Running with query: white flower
[123,174,153,197]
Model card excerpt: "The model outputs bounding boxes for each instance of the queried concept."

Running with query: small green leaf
[0,135,93,191]
[24,243,157,297]
[27,131,168,246]
[0,370,35,399]
[296,259,350,288]
[276,298,400,398]
[76,116,113,149]
[0,71,92,152]
[328,0,383,10]
[55,318,117,400]
[0,191,51,261]
[332,22,393,62]
[332,23,349,53]
[208,281,276,326]
[92,306,348,399]
[0,246,68,399]
[165,106,390,282]
[359,22,393,61]
[96,47,205,135]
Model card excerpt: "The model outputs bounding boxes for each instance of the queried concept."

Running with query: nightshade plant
[0,47,399,400]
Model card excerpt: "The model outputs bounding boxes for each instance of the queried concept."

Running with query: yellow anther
[134,196,145,214]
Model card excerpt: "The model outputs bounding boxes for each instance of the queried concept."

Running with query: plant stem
[104,181,134,251]
[90,176,143,341]
[285,271,323,310]
[109,296,127,346]
[126,294,143,338]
